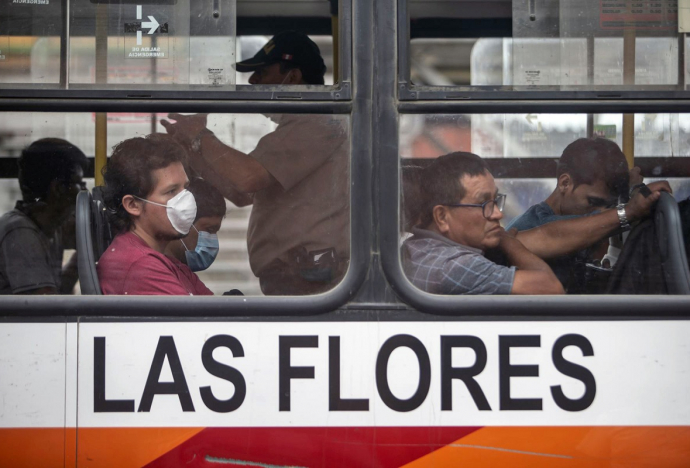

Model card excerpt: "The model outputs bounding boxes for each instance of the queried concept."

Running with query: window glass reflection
[0,112,350,296]
[400,113,690,295]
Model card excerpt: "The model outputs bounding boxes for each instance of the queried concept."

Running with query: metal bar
[95,3,108,186]
[586,35,594,137]
[397,0,410,90]
[345,0,375,300]
[680,34,686,90]
[587,113,594,138]
[0,99,352,113]
[623,113,635,168]
[0,87,351,101]
[399,88,690,101]
[1,295,690,317]
[5,156,689,180]
[59,0,70,89]
[95,113,107,186]
[337,0,353,85]
[622,28,636,167]
[399,100,690,113]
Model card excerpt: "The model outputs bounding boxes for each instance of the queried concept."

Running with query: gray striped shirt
[403,227,515,295]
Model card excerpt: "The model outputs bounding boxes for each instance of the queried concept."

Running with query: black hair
[419,152,491,228]
[102,133,188,233]
[17,138,88,202]
[278,60,325,85]
[188,178,226,222]
[558,138,629,198]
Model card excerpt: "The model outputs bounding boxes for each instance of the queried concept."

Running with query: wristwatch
[191,128,213,153]
[616,203,630,230]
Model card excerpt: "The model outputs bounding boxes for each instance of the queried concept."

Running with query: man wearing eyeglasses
[403,152,564,295]
[506,138,670,292]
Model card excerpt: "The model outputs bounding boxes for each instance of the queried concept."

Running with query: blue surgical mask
[182,227,219,272]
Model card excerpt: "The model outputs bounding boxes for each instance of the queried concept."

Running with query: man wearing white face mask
[161,31,349,296]
[165,178,226,272]
[98,134,214,296]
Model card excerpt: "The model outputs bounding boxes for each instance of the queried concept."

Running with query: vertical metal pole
[59,0,70,88]
[95,3,109,186]
[622,28,635,168]
[330,0,339,84]
[586,35,594,138]
[150,34,158,133]
[679,34,686,90]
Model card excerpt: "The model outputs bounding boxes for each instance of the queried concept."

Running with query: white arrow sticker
[142,16,160,35]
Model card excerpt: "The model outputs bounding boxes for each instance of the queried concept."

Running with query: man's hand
[160,113,209,146]
[625,180,672,222]
[629,166,643,186]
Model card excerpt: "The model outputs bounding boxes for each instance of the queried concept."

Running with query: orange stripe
[76,427,204,468]
[0,428,66,468]
[402,427,690,468]
[66,427,77,468]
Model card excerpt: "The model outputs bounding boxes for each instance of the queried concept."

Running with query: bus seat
[91,186,113,258]
[76,189,109,295]
[655,192,690,295]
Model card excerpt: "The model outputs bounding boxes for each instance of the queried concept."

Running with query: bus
[1,0,690,466]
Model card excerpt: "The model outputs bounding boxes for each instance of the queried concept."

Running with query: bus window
[406,0,686,91]
[0,0,346,92]
[0,0,63,85]
[400,113,690,295]
[0,111,351,297]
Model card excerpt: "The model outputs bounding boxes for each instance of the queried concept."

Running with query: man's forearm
[190,151,254,207]
[500,236,564,295]
[515,209,619,259]
[501,236,556,273]
[199,133,273,193]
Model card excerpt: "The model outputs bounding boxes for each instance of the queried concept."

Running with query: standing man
[162,31,349,295]
[0,138,87,295]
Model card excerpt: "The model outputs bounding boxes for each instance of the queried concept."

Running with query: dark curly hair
[18,138,88,202]
[102,133,187,233]
[558,138,629,199]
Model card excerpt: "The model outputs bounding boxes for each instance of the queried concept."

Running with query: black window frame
[377,0,690,316]
[0,0,372,317]
[0,0,352,101]
[397,0,690,102]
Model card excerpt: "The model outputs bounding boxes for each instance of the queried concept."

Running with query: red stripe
[143,426,481,468]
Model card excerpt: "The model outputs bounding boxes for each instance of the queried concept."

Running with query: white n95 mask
[135,189,197,235]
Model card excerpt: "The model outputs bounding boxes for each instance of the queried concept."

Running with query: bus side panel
[0,322,73,468]
[73,320,690,467]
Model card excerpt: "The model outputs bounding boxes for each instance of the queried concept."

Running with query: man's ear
[557,173,572,194]
[288,68,303,84]
[122,195,144,218]
[432,205,451,234]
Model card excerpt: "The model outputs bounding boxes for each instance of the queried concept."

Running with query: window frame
[377,0,690,316]
[397,0,690,102]
[0,0,352,101]
[0,0,372,316]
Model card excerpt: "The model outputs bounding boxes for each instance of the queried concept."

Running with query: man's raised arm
[516,181,671,259]
[161,113,275,195]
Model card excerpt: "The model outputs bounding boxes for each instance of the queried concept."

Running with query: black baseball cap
[235,31,326,79]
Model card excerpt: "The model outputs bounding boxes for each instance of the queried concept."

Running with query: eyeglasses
[444,193,507,219]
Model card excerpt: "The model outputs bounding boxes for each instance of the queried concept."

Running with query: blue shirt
[402,227,515,295]
[506,202,589,291]
[506,202,580,231]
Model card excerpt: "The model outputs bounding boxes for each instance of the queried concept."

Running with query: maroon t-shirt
[98,231,213,296]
